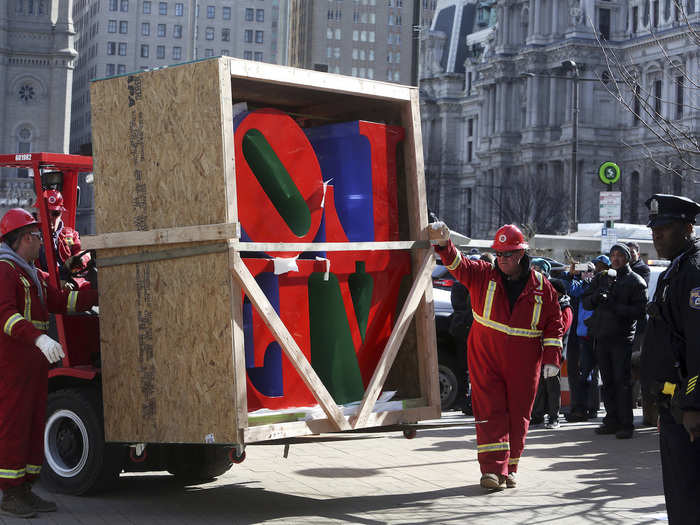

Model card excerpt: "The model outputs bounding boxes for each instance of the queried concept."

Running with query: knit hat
[531,257,551,277]
[610,243,631,261]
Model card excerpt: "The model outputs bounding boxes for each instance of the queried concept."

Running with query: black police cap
[645,193,700,227]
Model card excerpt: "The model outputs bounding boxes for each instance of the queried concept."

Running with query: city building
[0,0,77,216]
[420,0,699,238]
[70,0,289,155]
[288,0,431,84]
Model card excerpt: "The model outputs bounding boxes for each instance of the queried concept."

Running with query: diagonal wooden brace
[231,254,351,432]
[352,249,434,429]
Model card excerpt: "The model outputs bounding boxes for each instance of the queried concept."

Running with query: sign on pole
[601,227,618,253]
[599,162,621,185]
[599,191,621,221]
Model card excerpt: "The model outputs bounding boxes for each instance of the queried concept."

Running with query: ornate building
[420,0,699,238]
[0,0,76,217]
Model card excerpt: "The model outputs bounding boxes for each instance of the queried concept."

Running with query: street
[10,409,667,524]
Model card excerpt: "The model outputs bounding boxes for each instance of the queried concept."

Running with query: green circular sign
[599,162,621,185]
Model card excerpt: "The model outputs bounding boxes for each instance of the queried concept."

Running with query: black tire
[42,388,125,495]
[438,362,459,411]
[167,444,233,483]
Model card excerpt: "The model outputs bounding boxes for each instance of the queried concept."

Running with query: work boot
[480,473,505,490]
[615,428,634,440]
[23,482,57,512]
[594,424,618,435]
[505,473,517,488]
[1,486,37,518]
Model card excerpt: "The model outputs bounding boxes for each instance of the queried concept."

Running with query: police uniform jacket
[641,238,700,411]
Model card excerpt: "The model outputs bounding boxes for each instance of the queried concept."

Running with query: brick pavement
[2,410,667,524]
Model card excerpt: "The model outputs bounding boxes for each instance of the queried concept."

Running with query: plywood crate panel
[90,57,439,445]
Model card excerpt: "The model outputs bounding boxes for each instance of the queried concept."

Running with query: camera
[598,269,617,303]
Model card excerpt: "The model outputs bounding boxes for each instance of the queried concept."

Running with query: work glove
[35,334,65,364]
[543,364,559,379]
[429,221,450,244]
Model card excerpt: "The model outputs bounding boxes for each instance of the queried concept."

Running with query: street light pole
[567,61,580,233]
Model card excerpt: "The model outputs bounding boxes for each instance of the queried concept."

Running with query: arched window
[630,171,640,223]
[651,168,662,194]
[672,170,682,194]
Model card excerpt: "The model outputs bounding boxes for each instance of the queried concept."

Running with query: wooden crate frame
[88,57,440,445]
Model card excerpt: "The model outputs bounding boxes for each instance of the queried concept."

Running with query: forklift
[0,153,234,495]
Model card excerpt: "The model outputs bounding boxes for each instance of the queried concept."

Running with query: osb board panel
[90,59,238,443]
[91,59,228,233]
[98,243,236,443]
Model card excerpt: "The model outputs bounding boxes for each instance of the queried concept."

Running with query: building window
[633,84,641,125]
[676,76,684,119]
[256,8,264,21]
[173,46,182,59]
[174,24,182,38]
[118,42,127,55]
[335,28,341,39]
[175,2,183,15]
[327,28,334,39]
[206,27,214,40]
[120,0,128,11]
[141,44,149,57]
[107,41,116,54]
[143,0,151,13]
[630,171,640,222]
[245,8,254,20]
[108,19,117,32]
[204,48,214,57]
[207,5,214,18]
[119,20,128,33]
[255,30,263,43]
[222,28,230,41]
[106,63,116,75]
[223,6,231,19]
[158,23,166,36]
[117,64,126,74]
[632,6,638,32]
[221,49,229,55]
[109,0,118,10]
[651,169,662,194]
[159,2,167,15]
[254,51,263,61]
[598,8,610,39]
[156,45,165,58]
[652,0,659,26]
[244,29,253,43]
[654,79,662,115]
[244,50,253,59]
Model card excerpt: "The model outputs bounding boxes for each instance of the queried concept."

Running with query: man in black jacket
[582,243,647,439]
[640,194,700,525]
[627,241,650,285]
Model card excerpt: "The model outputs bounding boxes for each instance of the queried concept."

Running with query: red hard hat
[491,224,529,251]
[33,190,66,212]
[1,208,40,239]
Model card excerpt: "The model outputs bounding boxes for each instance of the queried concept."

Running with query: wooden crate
[88,57,439,446]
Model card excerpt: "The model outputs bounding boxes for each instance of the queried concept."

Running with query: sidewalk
[6,410,667,524]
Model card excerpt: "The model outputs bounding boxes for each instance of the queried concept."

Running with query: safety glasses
[28,231,43,241]
[495,251,517,258]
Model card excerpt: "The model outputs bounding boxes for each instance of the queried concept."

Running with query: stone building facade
[0,0,77,216]
[420,0,699,238]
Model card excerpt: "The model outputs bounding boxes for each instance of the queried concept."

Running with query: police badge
[690,287,700,310]
[649,198,659,215]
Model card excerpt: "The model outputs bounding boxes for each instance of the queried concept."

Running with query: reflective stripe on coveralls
[25,464,41,475]
[688,375,698,395]
[446,251,462,271]
[3,313,23,336]
[508,457,520,466]
[477,442,510,453]
[67,291,78,313]
[0,468,25,479]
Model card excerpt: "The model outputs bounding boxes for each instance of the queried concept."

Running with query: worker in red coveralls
[34,189,88,289]
[0,209,98,518]
[431,221,563,490]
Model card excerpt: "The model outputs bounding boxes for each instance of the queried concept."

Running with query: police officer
[641,193,700,525]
